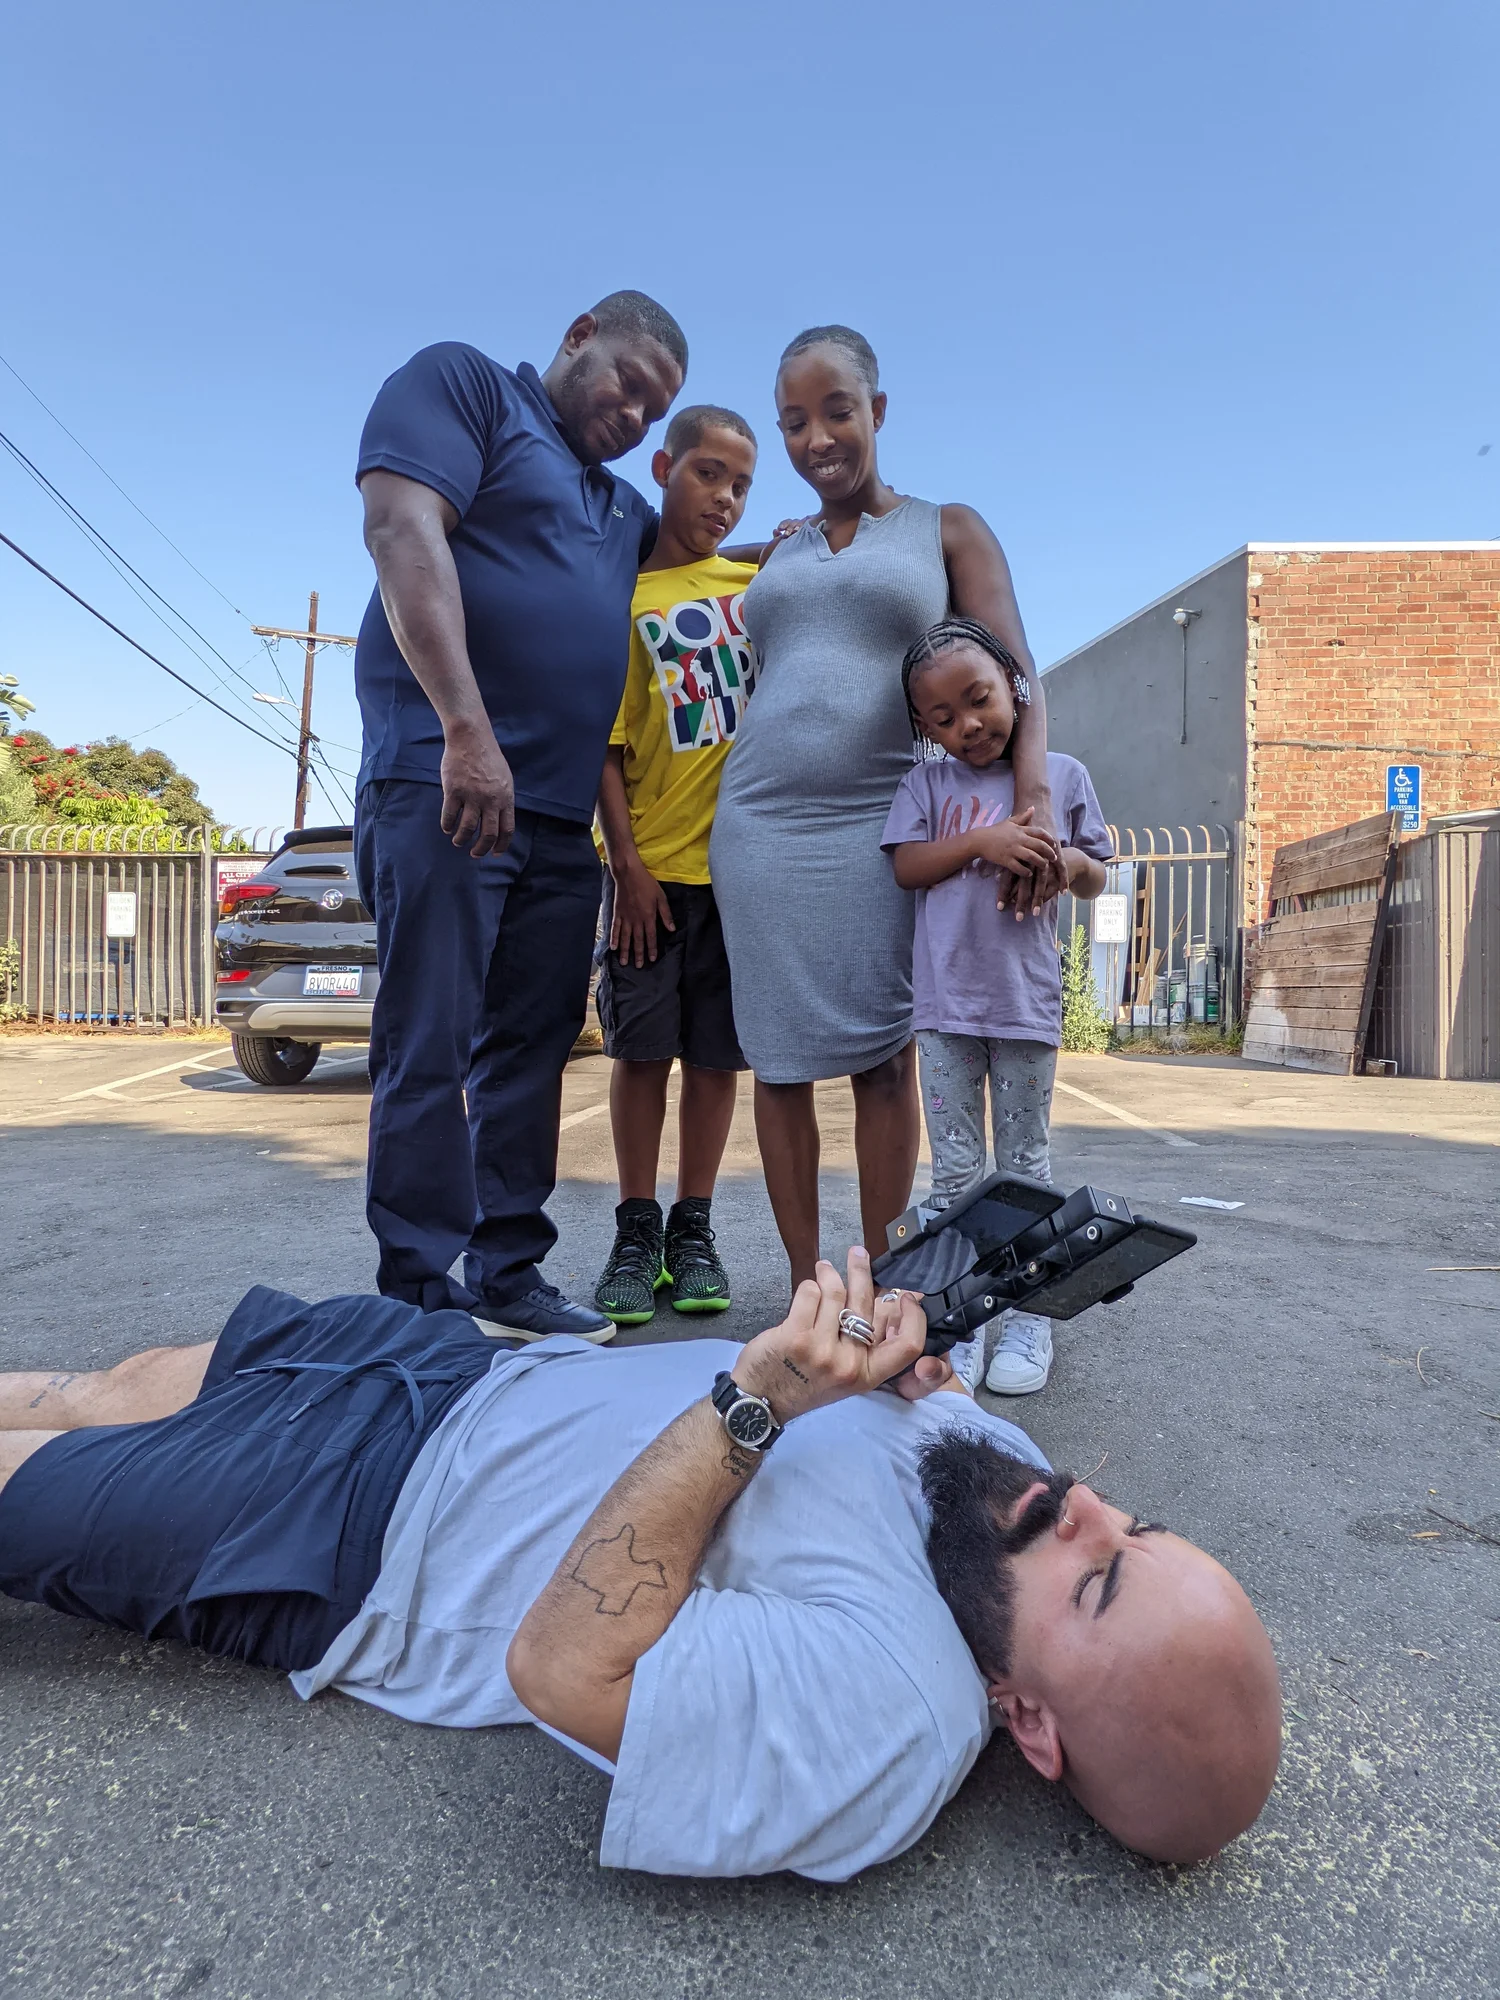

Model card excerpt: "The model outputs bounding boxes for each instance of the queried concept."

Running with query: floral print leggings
[917,1034,1057,1204]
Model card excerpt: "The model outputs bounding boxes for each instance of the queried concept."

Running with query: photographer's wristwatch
[710,1371,783,1454]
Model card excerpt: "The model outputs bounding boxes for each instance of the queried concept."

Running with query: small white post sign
[1092,892,1129,944]
[104,891,138,939]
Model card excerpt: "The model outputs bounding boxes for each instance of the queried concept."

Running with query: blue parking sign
[1387,763,1421,831]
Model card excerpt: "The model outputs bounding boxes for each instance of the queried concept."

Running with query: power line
[0,530,299,758]
[0,425,302,749]
[0,348,250,621]
[124,697,207,740]
[312,742,356,815]
[0,359,361,792]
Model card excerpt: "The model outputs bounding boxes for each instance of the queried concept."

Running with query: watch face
[725,1397,773,1449]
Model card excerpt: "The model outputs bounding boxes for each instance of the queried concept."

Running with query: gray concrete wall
[1041,549,1248,837]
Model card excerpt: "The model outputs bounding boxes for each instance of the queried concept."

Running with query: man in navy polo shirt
[354,292,686,1338]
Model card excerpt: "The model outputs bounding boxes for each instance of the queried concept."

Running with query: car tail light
[219,880,280,919]
[217,969,252,984]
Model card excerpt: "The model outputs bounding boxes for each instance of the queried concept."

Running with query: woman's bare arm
[940,505,1066,910]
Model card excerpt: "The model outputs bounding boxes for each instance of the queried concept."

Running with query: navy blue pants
[357,781,603,1311]
[0,1288,500,1673]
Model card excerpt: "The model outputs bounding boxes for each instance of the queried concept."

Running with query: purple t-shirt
[880,752,1112,1044]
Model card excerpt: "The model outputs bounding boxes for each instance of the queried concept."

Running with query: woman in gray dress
[710,326,1062,1286]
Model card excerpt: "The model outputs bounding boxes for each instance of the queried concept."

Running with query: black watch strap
[710,1370,783,1453]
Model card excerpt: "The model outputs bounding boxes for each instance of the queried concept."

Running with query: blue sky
[3,0,1495,829]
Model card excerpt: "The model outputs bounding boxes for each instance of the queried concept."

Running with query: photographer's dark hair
[900,617,1032,759]
[920,1431,1075,1679]
[778,324,879,395]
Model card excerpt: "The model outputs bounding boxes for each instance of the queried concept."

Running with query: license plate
[303,965,363,997]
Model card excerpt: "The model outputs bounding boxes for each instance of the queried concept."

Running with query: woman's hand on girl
[969,809,1060,906]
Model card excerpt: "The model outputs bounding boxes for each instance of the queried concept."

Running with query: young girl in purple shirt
[881,619,1113,1396]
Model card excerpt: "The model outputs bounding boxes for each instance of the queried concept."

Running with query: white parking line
[559,1101,610,1133]
[59,1051,238,1101]
[1053,1078,1199,1149]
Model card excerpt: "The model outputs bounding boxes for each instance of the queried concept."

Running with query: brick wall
[1243,548,1500,920]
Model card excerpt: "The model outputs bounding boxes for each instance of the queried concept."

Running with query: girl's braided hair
[900,617,1032,758]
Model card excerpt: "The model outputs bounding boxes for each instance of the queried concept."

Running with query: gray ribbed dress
[709,497,949,1083]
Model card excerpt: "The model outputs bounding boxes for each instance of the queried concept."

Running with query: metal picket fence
[0,824,281,1029]
[1057,822,1243,1032]
[3,818,1244,1035]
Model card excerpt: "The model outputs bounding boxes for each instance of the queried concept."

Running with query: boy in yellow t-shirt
[593,406,758,1325]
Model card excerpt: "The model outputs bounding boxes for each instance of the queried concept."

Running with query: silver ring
[838,1310,876,1347]
[879,1290,903,1306]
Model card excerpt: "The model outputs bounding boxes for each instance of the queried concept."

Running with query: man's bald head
[1042,1536,1281,1861]
[921,1433,1281,1865]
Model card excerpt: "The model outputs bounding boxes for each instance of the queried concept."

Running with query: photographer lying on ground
[0,1255,1279,1879]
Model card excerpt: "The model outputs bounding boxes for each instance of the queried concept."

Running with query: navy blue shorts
[595,876,746,1070]
[0,1288,501,1673]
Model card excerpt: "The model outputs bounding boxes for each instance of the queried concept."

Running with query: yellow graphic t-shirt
[608,555,759,884]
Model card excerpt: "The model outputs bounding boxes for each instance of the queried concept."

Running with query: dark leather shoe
[471,1283,617,1345]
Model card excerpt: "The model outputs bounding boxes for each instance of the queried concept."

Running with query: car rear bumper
[216,997,374,1040]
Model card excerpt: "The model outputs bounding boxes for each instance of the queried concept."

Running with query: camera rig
[870,1170,1196,1356]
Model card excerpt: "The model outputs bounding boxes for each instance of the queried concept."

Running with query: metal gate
[1,825,278,1029]
[1365,812,1499,1079]
[1058,823,1242,1032]
[4,819,1247,1036]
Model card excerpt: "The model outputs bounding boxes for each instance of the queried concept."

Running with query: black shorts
[0,1289,500,1673]
[595,878,747,1070]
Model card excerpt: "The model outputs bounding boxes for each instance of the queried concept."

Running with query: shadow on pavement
[0,1101,1496,1999]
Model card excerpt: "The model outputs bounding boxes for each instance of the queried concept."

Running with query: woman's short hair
[778,324,879,395]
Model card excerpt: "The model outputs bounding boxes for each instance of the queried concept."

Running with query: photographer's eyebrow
[1076,1517,1168,1618]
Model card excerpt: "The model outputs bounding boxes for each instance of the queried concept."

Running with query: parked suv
[214,825,377,1085]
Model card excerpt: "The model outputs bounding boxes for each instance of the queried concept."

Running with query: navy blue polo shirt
[353,343,659,821]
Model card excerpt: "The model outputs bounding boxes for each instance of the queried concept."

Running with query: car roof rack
[274,824,354,854]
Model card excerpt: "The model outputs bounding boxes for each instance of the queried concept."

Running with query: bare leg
[676,1066,739,1201]
[610,1059,672,1202]
[0,1430,65,1496]
[850,1042,920,1259]
[0,1343,215,1433]
[753,1078,821,1288]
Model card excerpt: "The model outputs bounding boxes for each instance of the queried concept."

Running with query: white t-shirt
[292,1336,1051,1882]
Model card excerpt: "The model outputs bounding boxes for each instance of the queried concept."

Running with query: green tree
[1060,924,1113,1053]
[0,674,36,736]
[9,729,216,826]
[0,739,35,823]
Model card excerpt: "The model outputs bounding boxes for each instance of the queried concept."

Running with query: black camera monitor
[871,1170,1195,1355]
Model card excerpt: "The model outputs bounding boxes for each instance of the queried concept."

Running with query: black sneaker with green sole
[664,1197,731,1314]
[594,1199,667,1325]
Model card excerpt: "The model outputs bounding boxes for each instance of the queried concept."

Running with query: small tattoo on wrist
[722,1445,759,1479]
[781,1357,810,1383]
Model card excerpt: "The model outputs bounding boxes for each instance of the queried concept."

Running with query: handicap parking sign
[1387,763,1421,832]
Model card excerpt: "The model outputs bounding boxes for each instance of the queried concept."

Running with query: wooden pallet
[1242,811,1402,1074]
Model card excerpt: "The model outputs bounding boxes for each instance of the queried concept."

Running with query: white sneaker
[945,1332,987,1394]
[984,1312,1053,1395]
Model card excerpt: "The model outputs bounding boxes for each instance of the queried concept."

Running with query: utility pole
[252,592,357,827]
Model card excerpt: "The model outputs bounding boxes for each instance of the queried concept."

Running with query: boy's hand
[969,809,1060,908]
[611,856,676,967]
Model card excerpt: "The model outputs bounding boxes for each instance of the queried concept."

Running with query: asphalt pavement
[1,1034,1496,2000]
